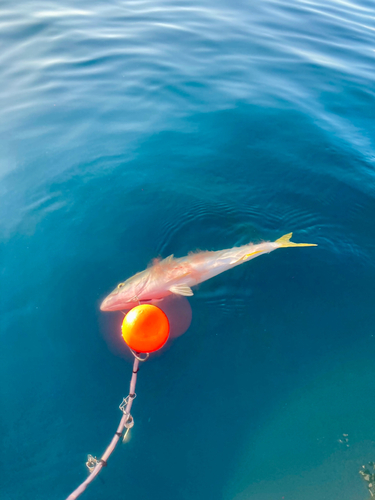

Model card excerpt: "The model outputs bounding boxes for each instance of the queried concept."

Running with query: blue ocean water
[1,0,375,499]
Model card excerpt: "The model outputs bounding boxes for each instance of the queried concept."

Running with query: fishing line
[65,304,169,500]
[66,355,141,500]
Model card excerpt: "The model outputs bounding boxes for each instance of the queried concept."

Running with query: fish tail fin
[275,232,317,248]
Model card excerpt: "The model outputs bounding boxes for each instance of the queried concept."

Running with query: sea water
[1,1,375,499]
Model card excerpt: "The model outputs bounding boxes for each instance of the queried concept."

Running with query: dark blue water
[1,1,375,499]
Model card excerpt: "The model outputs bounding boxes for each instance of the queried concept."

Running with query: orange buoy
[121,304,170,353]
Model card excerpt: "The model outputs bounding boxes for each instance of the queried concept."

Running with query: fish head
[100,270,150,311]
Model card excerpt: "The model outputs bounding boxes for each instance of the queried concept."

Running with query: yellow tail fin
[275,232,317,247]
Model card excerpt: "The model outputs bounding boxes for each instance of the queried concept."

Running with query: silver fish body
[100,233,316,311]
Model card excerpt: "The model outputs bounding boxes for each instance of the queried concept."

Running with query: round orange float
[121,304,170,353]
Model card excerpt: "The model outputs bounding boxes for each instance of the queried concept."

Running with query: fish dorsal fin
[163,254,174,263]
[169,284,194,296]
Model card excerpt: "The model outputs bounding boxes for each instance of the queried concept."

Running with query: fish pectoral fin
[275,232,317,248]
[169,284,194,296]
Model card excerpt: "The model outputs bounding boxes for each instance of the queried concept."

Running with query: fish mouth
[100,293,126,312]
[100,293,165,312]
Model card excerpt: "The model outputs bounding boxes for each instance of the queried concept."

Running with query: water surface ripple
[1,1,375,500]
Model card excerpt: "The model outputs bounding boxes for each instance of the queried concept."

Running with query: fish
[100,232,316,312]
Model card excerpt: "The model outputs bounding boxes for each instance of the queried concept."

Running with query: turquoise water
[1,0,375,499]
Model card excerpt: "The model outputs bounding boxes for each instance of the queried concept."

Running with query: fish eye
[117,282,125,289]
